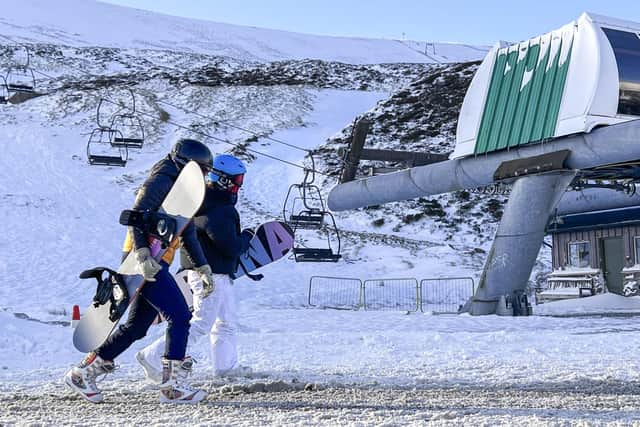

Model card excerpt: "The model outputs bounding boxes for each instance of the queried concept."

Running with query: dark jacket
[123,155,207,267]
[182,186,252,277]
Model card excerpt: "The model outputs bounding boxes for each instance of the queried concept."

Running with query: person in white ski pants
[138,269,238,376]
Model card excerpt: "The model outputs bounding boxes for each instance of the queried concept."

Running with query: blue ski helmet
[207,154,246,194]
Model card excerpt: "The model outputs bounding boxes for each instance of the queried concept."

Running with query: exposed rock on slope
[316,61,510,246]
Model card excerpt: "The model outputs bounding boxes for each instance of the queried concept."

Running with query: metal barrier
[308,276,475,313]
[308,276,363,309]
[363,278,420,311]
[420,277,475,314]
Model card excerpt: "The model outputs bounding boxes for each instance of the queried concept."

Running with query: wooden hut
[543,206,640,301]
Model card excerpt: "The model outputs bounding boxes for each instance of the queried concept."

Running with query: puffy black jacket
[126,155,207,267]
[181,186,252,277]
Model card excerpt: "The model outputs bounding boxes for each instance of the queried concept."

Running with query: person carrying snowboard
[136,153,255,380]
[65,138,218,404]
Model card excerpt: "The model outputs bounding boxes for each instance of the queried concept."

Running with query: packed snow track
[2,380,640,425]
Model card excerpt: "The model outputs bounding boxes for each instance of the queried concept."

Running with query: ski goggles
[207,171,244,193]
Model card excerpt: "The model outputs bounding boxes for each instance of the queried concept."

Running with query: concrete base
[495,295,512,316]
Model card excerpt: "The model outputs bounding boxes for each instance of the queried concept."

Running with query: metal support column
[340,118,370,184]
[466,171,577,315]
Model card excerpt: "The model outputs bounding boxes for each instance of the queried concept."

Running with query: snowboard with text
[72,161,206,352]
[235,220,294,279]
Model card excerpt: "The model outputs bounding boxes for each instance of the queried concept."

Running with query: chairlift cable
[118,59,313,153]
[1,33,327,175]
[156,98,311,153]
[99,96,317,173]
[3,33,342,255]
[1,33,314,154]
[21,59,325,174]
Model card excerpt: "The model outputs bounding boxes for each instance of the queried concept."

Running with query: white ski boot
[159,356,206,404]
[136,350,162,384]
[64,352,114,403]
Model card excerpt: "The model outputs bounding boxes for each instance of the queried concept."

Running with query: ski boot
[159,356,206,403]
[64,352,115,403]
[136,350,162,384]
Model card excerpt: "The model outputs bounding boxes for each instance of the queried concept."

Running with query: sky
[100,0,640,45]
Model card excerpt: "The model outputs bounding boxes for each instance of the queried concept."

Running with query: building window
[568,241,591,268]
[602,28,640,116]
[635,237,640,265]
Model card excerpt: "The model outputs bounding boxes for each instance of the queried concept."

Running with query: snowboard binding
[79,267,130,322]
[119,209,177,248]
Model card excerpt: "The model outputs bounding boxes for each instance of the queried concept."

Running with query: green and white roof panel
[453,12,640,159]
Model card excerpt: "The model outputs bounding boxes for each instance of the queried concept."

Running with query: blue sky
[101,0,639,45]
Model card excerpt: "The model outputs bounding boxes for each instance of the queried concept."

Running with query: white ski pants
[139,270,238,376]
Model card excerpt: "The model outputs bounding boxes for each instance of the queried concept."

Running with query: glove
[195,264,215,298]
[135,247,162,281]
[241,228,255,240]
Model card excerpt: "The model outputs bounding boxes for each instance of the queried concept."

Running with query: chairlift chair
[85,97,127,166]
[109,89,145,149]
[283,168,326,229]
[5,45,36,94]
[283,164,342,262]
[285,191,327,230]
[86,127,128,167]
[0,76,8,104]
[291,209,342,263]
[110,113,145,149]
[289,208,325,229]
[6,44,36,94]
[5,67,36,93]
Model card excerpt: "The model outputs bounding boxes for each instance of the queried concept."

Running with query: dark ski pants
[96,262,191,361]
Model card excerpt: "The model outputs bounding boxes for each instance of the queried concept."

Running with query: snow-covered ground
[3,307,640,424]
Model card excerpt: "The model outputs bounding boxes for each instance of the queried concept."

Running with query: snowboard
[234,220,294,279]
[73,161,206,352]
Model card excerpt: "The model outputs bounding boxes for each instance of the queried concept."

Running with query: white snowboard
[73,161,205,352]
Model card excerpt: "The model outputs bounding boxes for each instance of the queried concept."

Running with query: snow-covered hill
[316,63,512,263]
[1,0,489,64]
